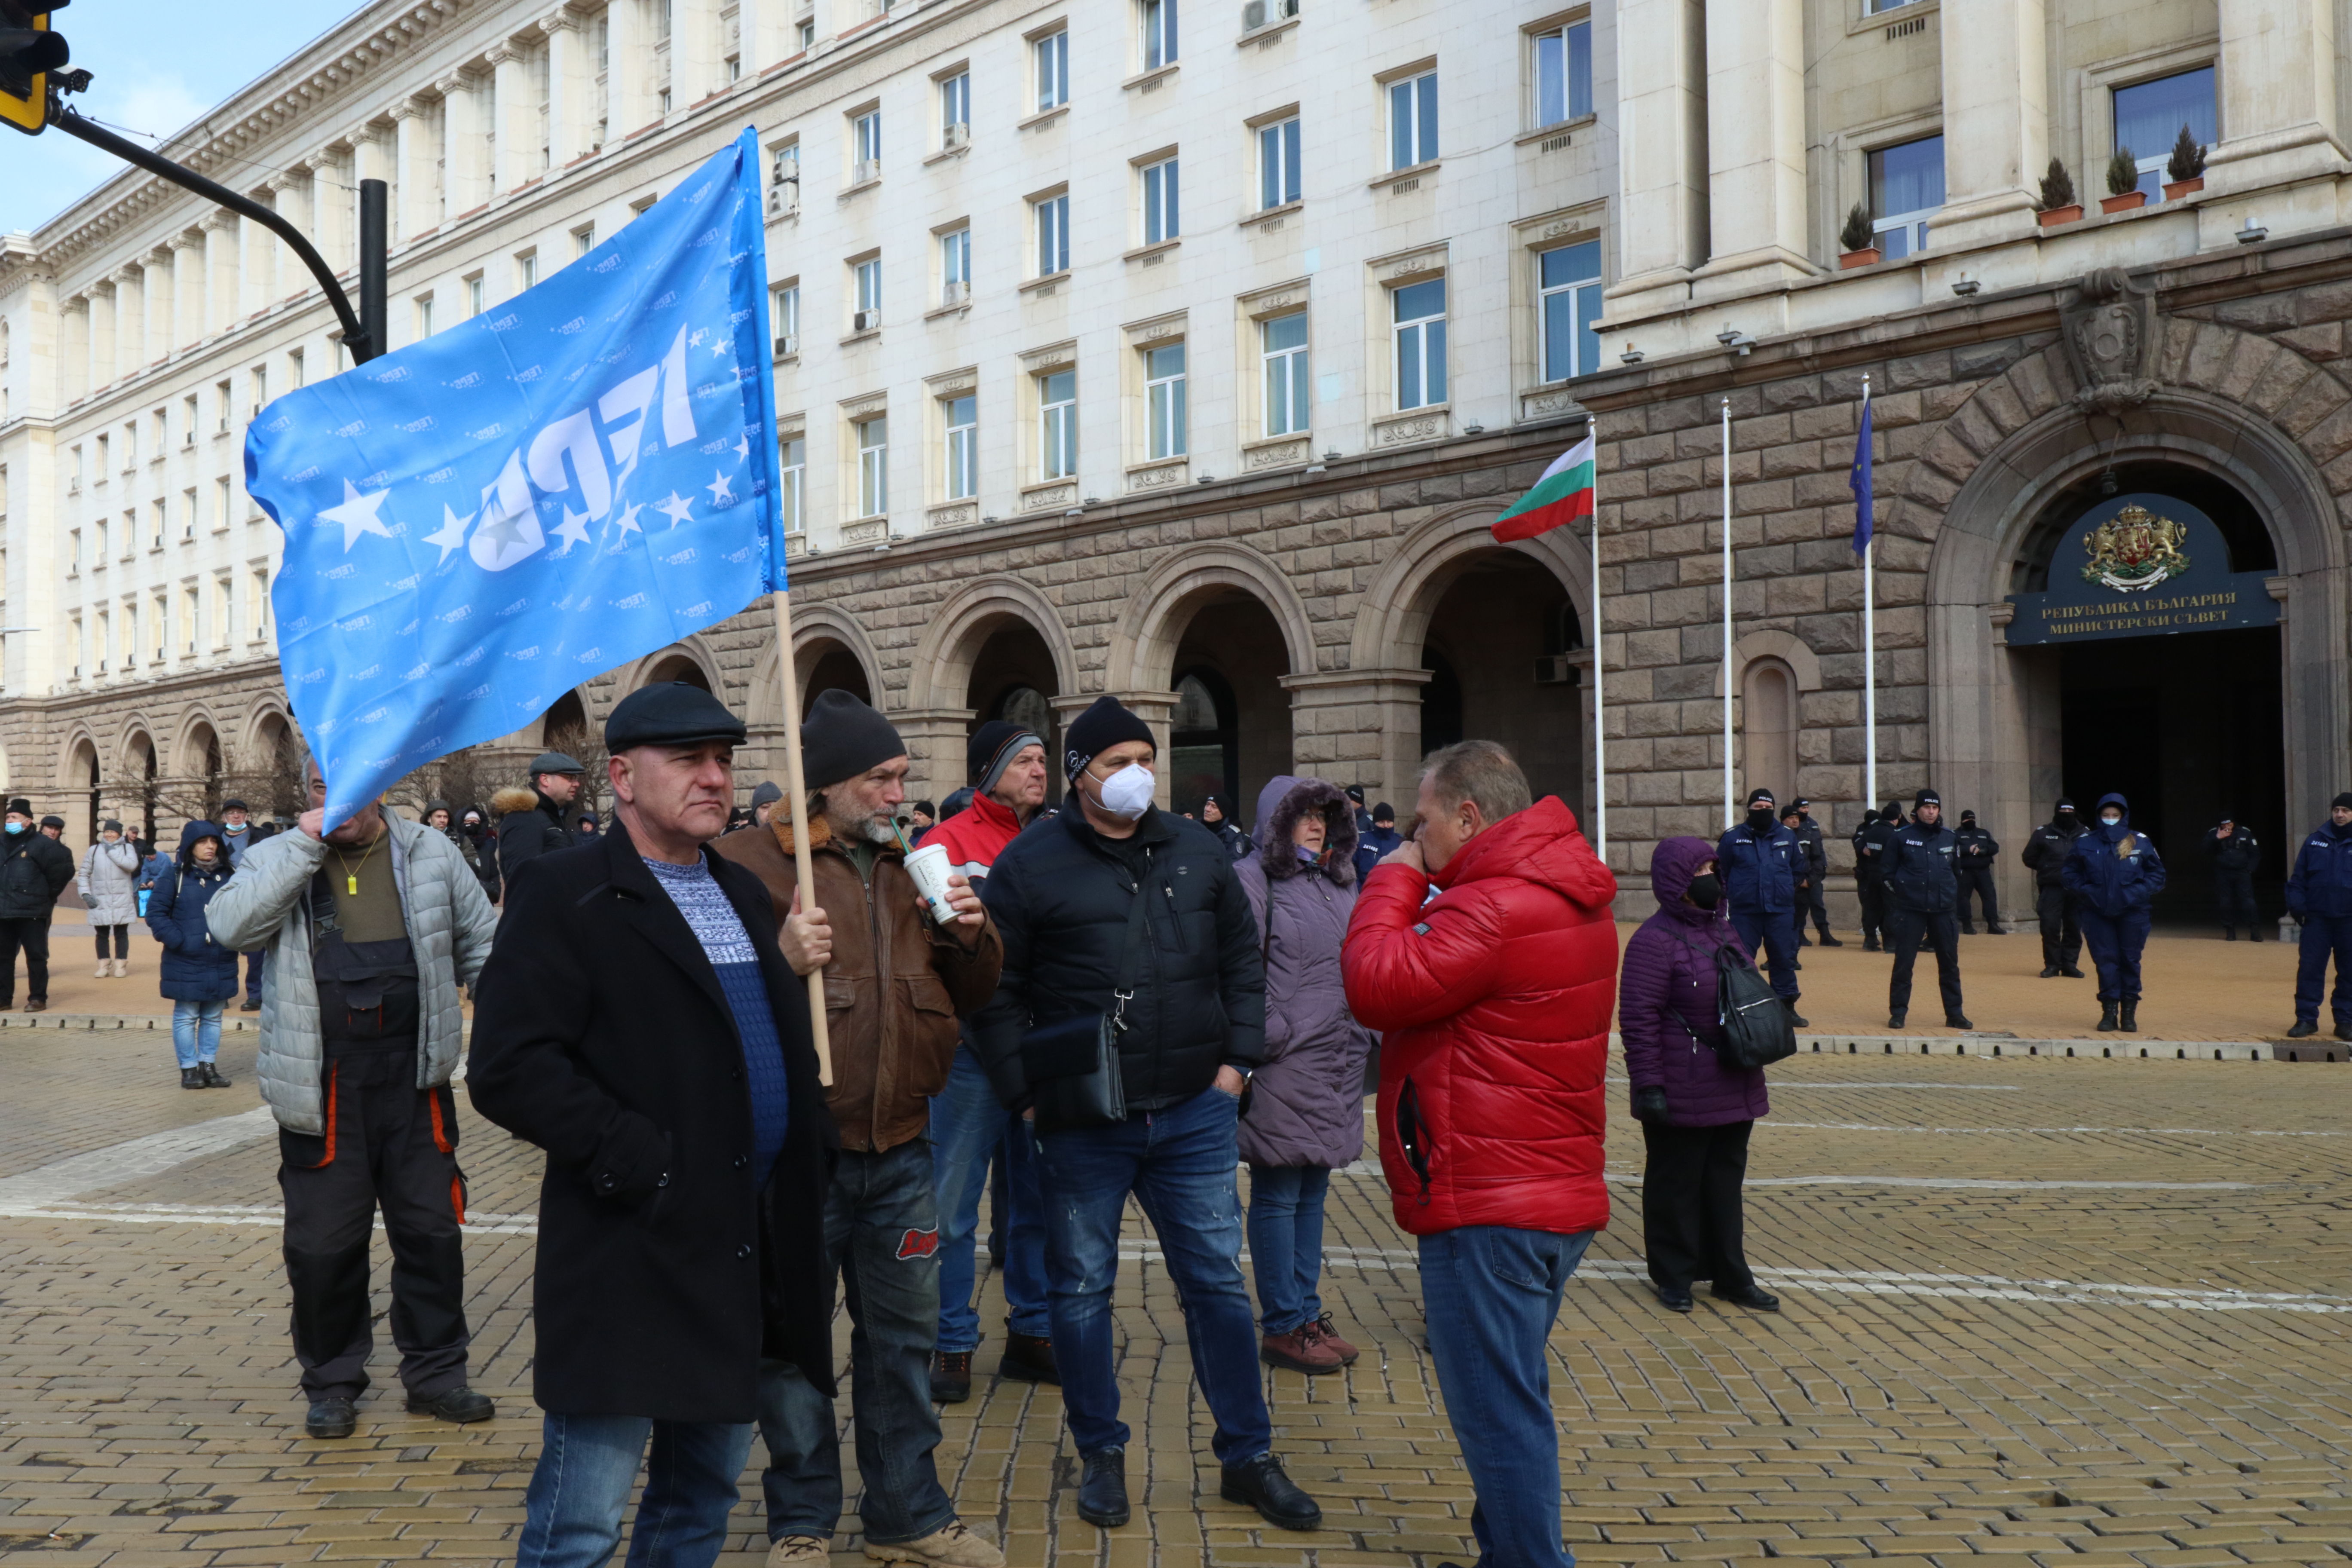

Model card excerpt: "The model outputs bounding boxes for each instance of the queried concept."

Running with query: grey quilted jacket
[77,839,142,926]
[205,814,498,1134]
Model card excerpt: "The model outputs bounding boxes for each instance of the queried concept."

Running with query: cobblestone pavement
[0,1018,2348,1568]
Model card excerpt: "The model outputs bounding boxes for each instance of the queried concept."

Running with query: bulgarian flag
[1491,432,1596,542]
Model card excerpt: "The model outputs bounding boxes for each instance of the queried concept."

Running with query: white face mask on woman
[1092,763,1157,822]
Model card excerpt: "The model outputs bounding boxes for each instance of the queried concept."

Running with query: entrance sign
[2003,492,2278,646]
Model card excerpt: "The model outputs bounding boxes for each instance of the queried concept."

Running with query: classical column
[143,247,175,362]
[392,98,434,238]
[2207,0,2346,200]
[673,0,720,105]
[110,266,144,380]
[1605,0,1708,323]
[238,199,277,322]
[201,212,238,338]
[439,73,484,213]
[1281,669,1433,817]
[541,11,588,168]
[351,126,394,269]
[607,0,650,137]
[1932,0,2047,247]
[891,707,978,808]
[309,150,349,272]
[742,0,792,75]
[272,172,311,301]
[490,43,533,192]
[61,295,88,403]
[1692,0,1813,296]
[89,279,116,389]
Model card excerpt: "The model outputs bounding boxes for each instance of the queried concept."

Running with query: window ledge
[1848,0,1938,37]
[922,141,972,167]
[839,175,882,199]
[1122,62,1181,93]
[1372,160,1441,192]
[1123,237,1183,263]
[1236,14,1301,46]
[1516,113,1600,149]
[839,328,882,346]
[1018,104,1070,132]
[1020,271,1071,296]
[1240,200,1302,231]
[924,300,973,322]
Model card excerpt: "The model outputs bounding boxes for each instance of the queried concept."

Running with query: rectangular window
[574,224,596,257]
[773,283,800,352]
[778,435,806,533]
[1140,0,1178,71]
[70,445,82,488]
[120,510,134,558]
[252,569,270,640]
[415,293,435,340]
[1393,277,1448,410]
[940,71,970,146]
[96,517,108,558]
[150,594,166,661]
[150,499,166,551]
[943,394,977,500]
[940,227,971,305]
[1141,157,1180,245]
[95,433,108,477]
[2114,66,2217,201]
[1389,69,1438,170]
[288,348,305,390]
[1039,369,1077,479]
[1035,192,1070,275]
[214,380,231,432]
[1144,343,1186,459]
[1035,30,1069,111]
[770,141,801,212]
[69,527,81,573]
[184,587,199,655]
[181,394,197,446]
[1538,240,1603,382]
[517,251,538,291]
[1868,134,1945,257]
[214,475,232,530]
[1534,21,1592,127]
[857,415,889,516]
[1259,117,1300,208]
[214,577,232,648]
[180,487,197,540]
[123,420,138,467]
[853,257,882,328]
[853,109,882,181]
[467,273,485,315]
[1262,312,1310,436]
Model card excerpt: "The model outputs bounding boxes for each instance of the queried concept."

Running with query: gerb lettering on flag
[1492,433,1596,543]
[245,126,788,828]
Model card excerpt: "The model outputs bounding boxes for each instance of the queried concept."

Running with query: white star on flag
[657,492,696,527]
[423,505,475,564]
[706,470,735,505]
[319,480,395,551]
[614,500,645,538]
[552,508,592,552]
[734,433,751,461]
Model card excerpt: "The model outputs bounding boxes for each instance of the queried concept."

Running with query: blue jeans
[1730,907,1801,1001]
[1245,1164,1330,1334]
[171,998,223,1068]
[756,1140,953,1546]
[2294,913,2352,1023]
[515,1412,753,1568]
[1419,1226,1594,1568]
[929,1044,1049,1351]
[1035,1085,1271,1466]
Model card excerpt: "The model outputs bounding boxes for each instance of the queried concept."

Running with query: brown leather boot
[1259,1327,1344,1374]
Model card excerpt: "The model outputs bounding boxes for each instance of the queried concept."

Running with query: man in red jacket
[1341,740,1618,1568]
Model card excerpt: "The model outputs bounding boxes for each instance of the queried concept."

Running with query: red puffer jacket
[1341,795,1619,1237]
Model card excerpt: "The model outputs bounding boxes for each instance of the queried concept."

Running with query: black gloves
[1632,1086,1672,1125]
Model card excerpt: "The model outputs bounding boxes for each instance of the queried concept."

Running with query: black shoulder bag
[1663,924,1798,1072]
[1018,864,1153,1135]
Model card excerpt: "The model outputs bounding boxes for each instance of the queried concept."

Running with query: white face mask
[1093,762,1156,822]
[2101,813,2122,826]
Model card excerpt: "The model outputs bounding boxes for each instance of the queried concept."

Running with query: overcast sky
[1,1,365,234]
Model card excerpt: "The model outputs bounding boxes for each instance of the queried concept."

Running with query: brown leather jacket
[712,815,1002,1153]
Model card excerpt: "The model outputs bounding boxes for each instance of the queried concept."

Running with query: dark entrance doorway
[1417,552,1583,816]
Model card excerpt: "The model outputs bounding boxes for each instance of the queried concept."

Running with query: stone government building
[5,0,2351,926]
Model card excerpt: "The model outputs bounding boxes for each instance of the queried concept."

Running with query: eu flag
[246,127,784,827]
[1849,392,1874,555]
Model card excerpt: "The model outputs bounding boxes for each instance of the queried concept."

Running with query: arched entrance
[643,653,714,694]
[803,643,872,707]
[1168,591,1293,827]
[1416,549,1583,814]
[542,690,587,746]
[964,619,1063,807]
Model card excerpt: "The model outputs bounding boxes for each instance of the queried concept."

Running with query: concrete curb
[1795,1032,2343,1063]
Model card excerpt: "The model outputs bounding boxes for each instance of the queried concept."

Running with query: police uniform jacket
[2021,821,2086,888]
[1954,824,2000,866]
[2286,820,2352,920]
[2205,827,2261,879]
[1792,818,1828,883]
[1715,819,1800,915]
[1881,821,1960,914]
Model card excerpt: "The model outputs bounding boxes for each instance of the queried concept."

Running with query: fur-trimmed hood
[769,808,839,858]
[490,785,543,818]
[1251,774,1358,886]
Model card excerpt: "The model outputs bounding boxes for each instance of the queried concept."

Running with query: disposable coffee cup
[903,842,956,925]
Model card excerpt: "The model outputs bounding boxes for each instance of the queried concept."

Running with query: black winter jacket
[2204,827,2261,879]
[0,829,72,921]
[973,805,1267,1114]
[1791,818,1827,883]
[495,788,579,888]
[2021,819,2087,888]
[1954,824,2000,865]
[1881,821,1960,913]
[1856,816,1904,884]
[466,821,838,1422]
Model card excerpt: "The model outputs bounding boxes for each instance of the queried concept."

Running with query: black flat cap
[528,750,586,777]
[39,815,64,829]
[605,683,748,752]
[220,797,249,812]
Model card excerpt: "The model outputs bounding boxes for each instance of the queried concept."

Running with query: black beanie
[1914,787,1941,809]
[1746,787,1775,810]
[2334,792,2352,812]
[2055,797,2076,813]
[1960,809,1977,822]
[801,689,906,789]
[969,719,1045,792]
[1063,695,1155,781]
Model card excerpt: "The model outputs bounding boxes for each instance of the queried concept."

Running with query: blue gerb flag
[1849,388,1874,555]
[245,127,783,827]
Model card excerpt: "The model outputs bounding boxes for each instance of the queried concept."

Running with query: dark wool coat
[1234,776,1375,1170]
[145,822,242,1004]
[466,821,838,1422]
[0,825,71,921]
[1618,837,1769,1127]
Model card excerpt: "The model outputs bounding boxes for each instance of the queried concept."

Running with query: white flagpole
[1861,374,1877,817]
[1589,420,1606,864]
[1721,396,1735,828]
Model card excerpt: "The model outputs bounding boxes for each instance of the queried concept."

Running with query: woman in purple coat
[1620,836,1779,1316]
[1236,775,1377,1375]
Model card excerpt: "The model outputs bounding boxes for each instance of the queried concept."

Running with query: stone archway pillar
[1279,668,1432,812]
[891,707,976,809]
[1054,692,1177,807]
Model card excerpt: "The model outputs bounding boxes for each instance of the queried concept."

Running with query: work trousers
[2035,885,2081,969]
[2077,907,2152,1003]
[1640,1119,1756,1294]
[1856,874,1886,947]
[2294,913,2352,1025]
[278,1054,471,1402]
[1729,907,1800,1002]
[1804,874,1832,938]
[2216,873,2260,934]
[1955,865,2001,931]
[0,916,50,1003]
[1885,908,1964,1019]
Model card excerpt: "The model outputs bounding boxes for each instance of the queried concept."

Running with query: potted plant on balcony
[1838,203,1879,269]
[2036,158,2082,226]
[2102,147,2147,213]
[2163,124,2207,201]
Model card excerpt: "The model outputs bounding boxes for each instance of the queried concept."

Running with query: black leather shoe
[306,1398,357,1439]
[239,998,262,1012]
[1654,1284,1694,1313]
[1714,1283,1781,1312]
[931,1350,972,1404]
[1887,1010,1906,1029]
[2062,966,2086,979]
[1220,1452,1321,1531]
[1818,935,1844,947]
[1960,925,1976,935]
[1945,1014,1972,1030]
[1076,1446,1129,1528]
[1000,1331,1060,1385]
[1782,1001,1808,1028]
[405,1386,494,1424]
[200,1062,231,1088]
[2040,965,2060,978]
[1862,941,1881,953]
[2287,1020,2319,1038]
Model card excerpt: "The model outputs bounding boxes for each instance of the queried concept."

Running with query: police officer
[2284,794,2352,1040]
[2061,793,2165,1034]
[1880,788,1969,1031]
[1854,802,1905,952]
[1717,787,1807,1026]
[2020,798,2088,979]
[1778,805,1813,963]
[2204,817,2263,940]
[1952,810,2005,934]
[1788,800,1839,947]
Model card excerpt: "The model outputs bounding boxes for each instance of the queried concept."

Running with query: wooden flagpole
[769,588,833,1086]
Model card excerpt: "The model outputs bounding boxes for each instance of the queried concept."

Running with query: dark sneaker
[931,1350,973,1404]
[2335,1022,2352,1043]
[1887,1011,1906,1029]
[306,1397,357,1439]
[240,998,262,1012]
[1654,1284,1694,1313]
[999,1332,1059,1385]
[2287,1020,2318,1038]
[1817,935,1844,946]
[1076,1446,1129,1529]
[1945,1014,1972,1030]
[1713,1283,1781,1312]
[405,1386,494,1424]
[1220,1453,1321,1531]
[2061,966,2086,978]
[2040,965,2060,978]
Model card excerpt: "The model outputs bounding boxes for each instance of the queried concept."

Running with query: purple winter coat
[1619,836,1771,1127]
[1234,775,1375,1169]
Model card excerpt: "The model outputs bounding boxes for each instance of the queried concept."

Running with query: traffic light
[0,0,70,137]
